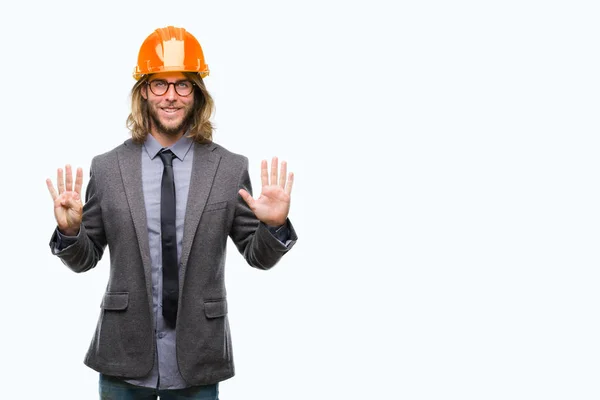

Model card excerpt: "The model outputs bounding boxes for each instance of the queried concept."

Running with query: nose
[165,83,178,100]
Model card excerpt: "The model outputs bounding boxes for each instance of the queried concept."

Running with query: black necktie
[158,149,178,327]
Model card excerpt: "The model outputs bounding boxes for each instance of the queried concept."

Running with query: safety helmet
[133,26,209,80]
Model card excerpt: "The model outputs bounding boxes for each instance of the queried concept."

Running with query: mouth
[161,107,181,114]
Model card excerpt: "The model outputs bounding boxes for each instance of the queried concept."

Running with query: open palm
[238,157,294,227]
[46,164,84,236]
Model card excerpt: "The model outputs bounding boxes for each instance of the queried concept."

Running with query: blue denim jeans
[99,374,219,400]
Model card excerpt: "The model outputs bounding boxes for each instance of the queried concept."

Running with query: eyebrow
[149,79,190,82]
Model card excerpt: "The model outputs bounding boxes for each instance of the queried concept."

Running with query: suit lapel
[117,140,154,313]
[180,142,220,272]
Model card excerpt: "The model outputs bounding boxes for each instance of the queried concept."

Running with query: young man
[46,26,297,399]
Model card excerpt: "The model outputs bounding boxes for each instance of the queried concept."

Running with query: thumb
[238,189,254,208]
[62,193,82,210]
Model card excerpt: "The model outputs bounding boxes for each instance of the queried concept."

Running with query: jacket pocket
[204,299,228,318]
[100,292,129,310]
[203,201,228,213]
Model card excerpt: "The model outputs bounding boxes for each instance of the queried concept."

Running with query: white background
[1,0,599,399]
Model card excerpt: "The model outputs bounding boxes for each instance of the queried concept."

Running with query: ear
[141,83,148,100]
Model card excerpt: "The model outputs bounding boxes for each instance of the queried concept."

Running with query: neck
[150,131,184,148]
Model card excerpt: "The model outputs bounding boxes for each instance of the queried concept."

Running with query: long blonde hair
[126,72,215,144]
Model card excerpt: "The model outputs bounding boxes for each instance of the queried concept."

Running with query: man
[46,26,297,399]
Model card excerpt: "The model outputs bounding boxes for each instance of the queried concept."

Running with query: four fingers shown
[49,158,291,203]
[47,164,84,201]
[260,157,294,193]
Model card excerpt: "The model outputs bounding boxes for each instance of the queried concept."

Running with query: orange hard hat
[133,26,209,80]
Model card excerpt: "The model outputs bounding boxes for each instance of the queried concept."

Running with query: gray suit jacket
[50,139,297,385]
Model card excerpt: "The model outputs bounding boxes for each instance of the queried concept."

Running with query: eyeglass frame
[146,79,196,97]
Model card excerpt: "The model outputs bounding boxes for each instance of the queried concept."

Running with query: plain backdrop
[1,0,599,399]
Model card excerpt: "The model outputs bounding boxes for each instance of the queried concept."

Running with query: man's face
[142,72,195,137]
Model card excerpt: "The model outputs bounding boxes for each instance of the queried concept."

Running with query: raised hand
[239,157,294,227]
[46,165,84,236]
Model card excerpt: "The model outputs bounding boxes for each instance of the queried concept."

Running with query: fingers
[279,161,287,188]
[65,165,73,192]
[261,160,268,187]
[46,178,58,201]
[270,157,278,187]
[60,192,82,209]
[57,167,65,194]
[49,165,83,199]
[259,157,293,192]
[238,189,254,208]
[75,167,83,195]
[285,172,294,195]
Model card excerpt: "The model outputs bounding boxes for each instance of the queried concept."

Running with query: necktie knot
[158,149,175,167]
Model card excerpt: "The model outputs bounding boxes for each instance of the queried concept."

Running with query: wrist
[59,227,80,237]
[266,219,286,229]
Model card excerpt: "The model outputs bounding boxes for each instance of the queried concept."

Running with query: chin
[164,121,183,130]
[151,111,192,137]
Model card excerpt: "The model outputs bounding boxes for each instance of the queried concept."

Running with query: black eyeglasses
[147,79,195,96]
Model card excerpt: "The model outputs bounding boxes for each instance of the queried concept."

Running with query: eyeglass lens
[148,80,194,96]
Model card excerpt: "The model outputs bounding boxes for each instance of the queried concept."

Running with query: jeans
[99,374,219,400]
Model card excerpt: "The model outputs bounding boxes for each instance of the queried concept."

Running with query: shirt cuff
[55,228,80,251]
[266,221,291,244]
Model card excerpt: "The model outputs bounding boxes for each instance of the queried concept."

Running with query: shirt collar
[143,133,194,162]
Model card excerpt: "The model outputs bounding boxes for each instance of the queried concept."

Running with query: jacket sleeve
[229,156,298,270]
[48,158,107,273]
